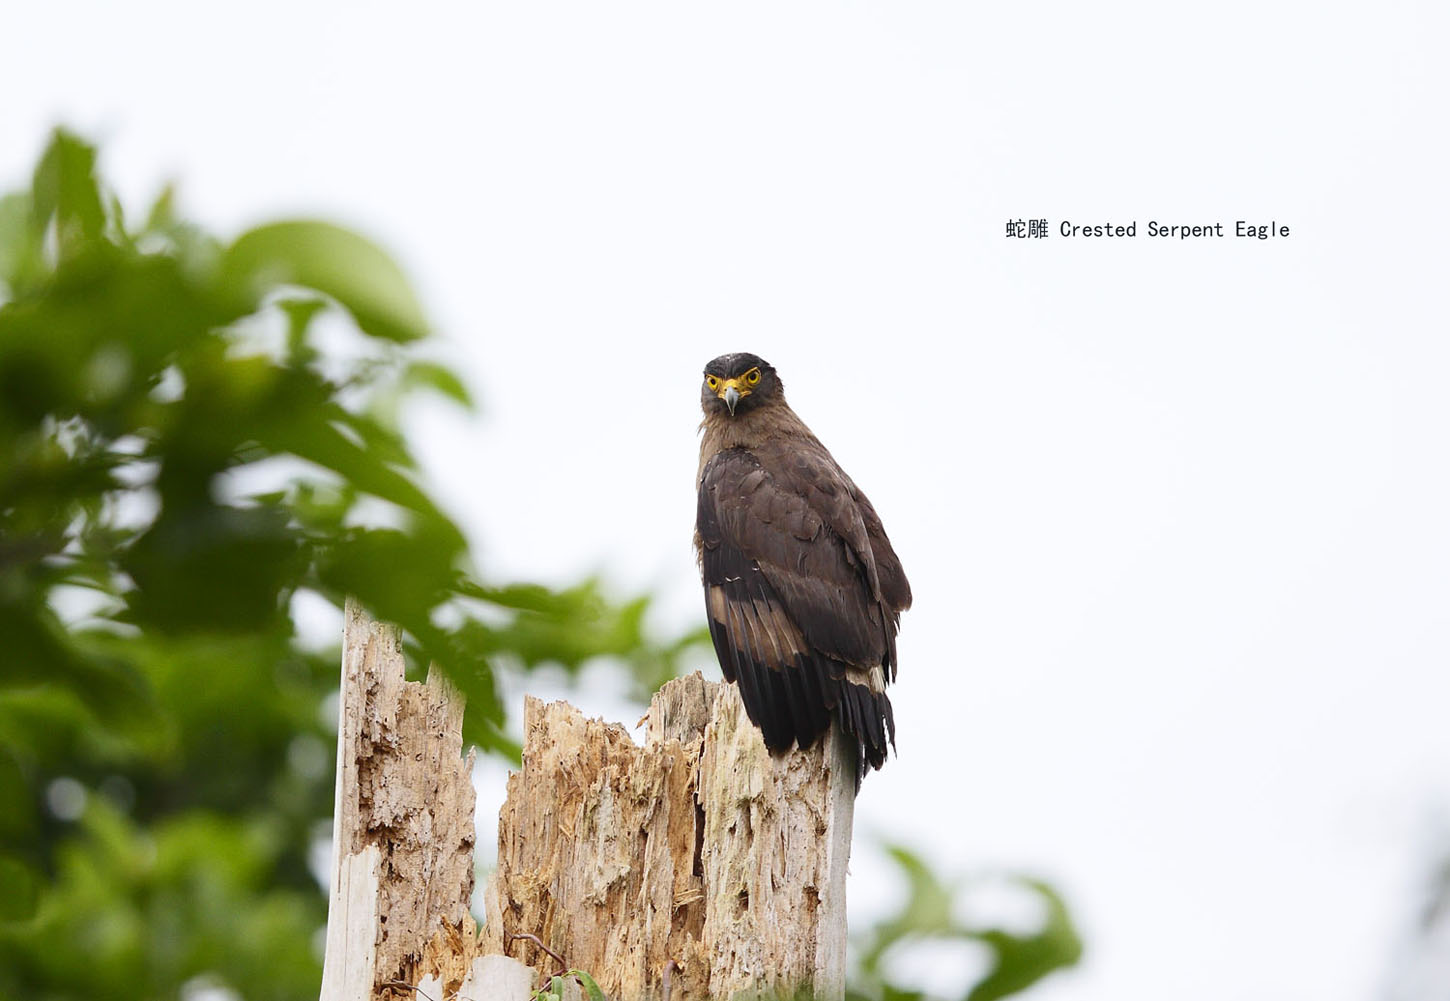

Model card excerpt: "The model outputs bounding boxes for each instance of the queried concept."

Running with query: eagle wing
[696,443,907,773]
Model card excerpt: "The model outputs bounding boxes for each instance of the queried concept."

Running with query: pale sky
[5,2,1449,999]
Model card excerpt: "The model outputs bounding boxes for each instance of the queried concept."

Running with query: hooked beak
[723,385,741,415]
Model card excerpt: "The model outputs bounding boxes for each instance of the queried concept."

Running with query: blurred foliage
[848,846,1081,1001]
[0,131,1078,1001]
[0,130,704,1001]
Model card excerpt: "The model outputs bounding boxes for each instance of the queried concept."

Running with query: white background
[5,2,1449,999]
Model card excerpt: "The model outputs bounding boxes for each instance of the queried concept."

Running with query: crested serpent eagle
[694,352,911,781]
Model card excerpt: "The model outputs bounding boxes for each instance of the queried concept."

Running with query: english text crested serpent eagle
[694,352,911,781]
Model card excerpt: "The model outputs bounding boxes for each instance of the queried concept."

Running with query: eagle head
[701,352,781,417]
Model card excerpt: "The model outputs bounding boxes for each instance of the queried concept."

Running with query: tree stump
[320,607,854,1001]
[485,673,855,1001]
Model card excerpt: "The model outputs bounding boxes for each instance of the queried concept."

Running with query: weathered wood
[417,954,538,1001]
[697,684,855,1001]
[321,600,535,1001]
[321,606,854,1001]
[487,673,854,1001]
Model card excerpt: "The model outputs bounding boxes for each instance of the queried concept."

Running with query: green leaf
[144,183,177,233]
[31,129,106,256]
[404,361,473,407]
[570,969,606,1001]
[0,854,40,921]
[852,847,1082,1001]
[220,221,428,343]
[964,879,1082,1001]
[0,192,40,296]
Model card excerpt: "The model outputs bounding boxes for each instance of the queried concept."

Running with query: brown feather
[695,356,910,782]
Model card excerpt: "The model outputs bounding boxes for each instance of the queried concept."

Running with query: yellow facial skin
[705,366,762,404]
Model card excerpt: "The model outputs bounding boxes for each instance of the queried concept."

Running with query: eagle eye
[706,375,719,389]
[745,368,761,385]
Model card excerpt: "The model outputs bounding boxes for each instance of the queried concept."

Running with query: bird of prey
[694,352,911,780]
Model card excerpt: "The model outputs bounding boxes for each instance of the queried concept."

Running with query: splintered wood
[321,606,854,1001]
[486,673,855,1001]
[321,601,502,1001]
